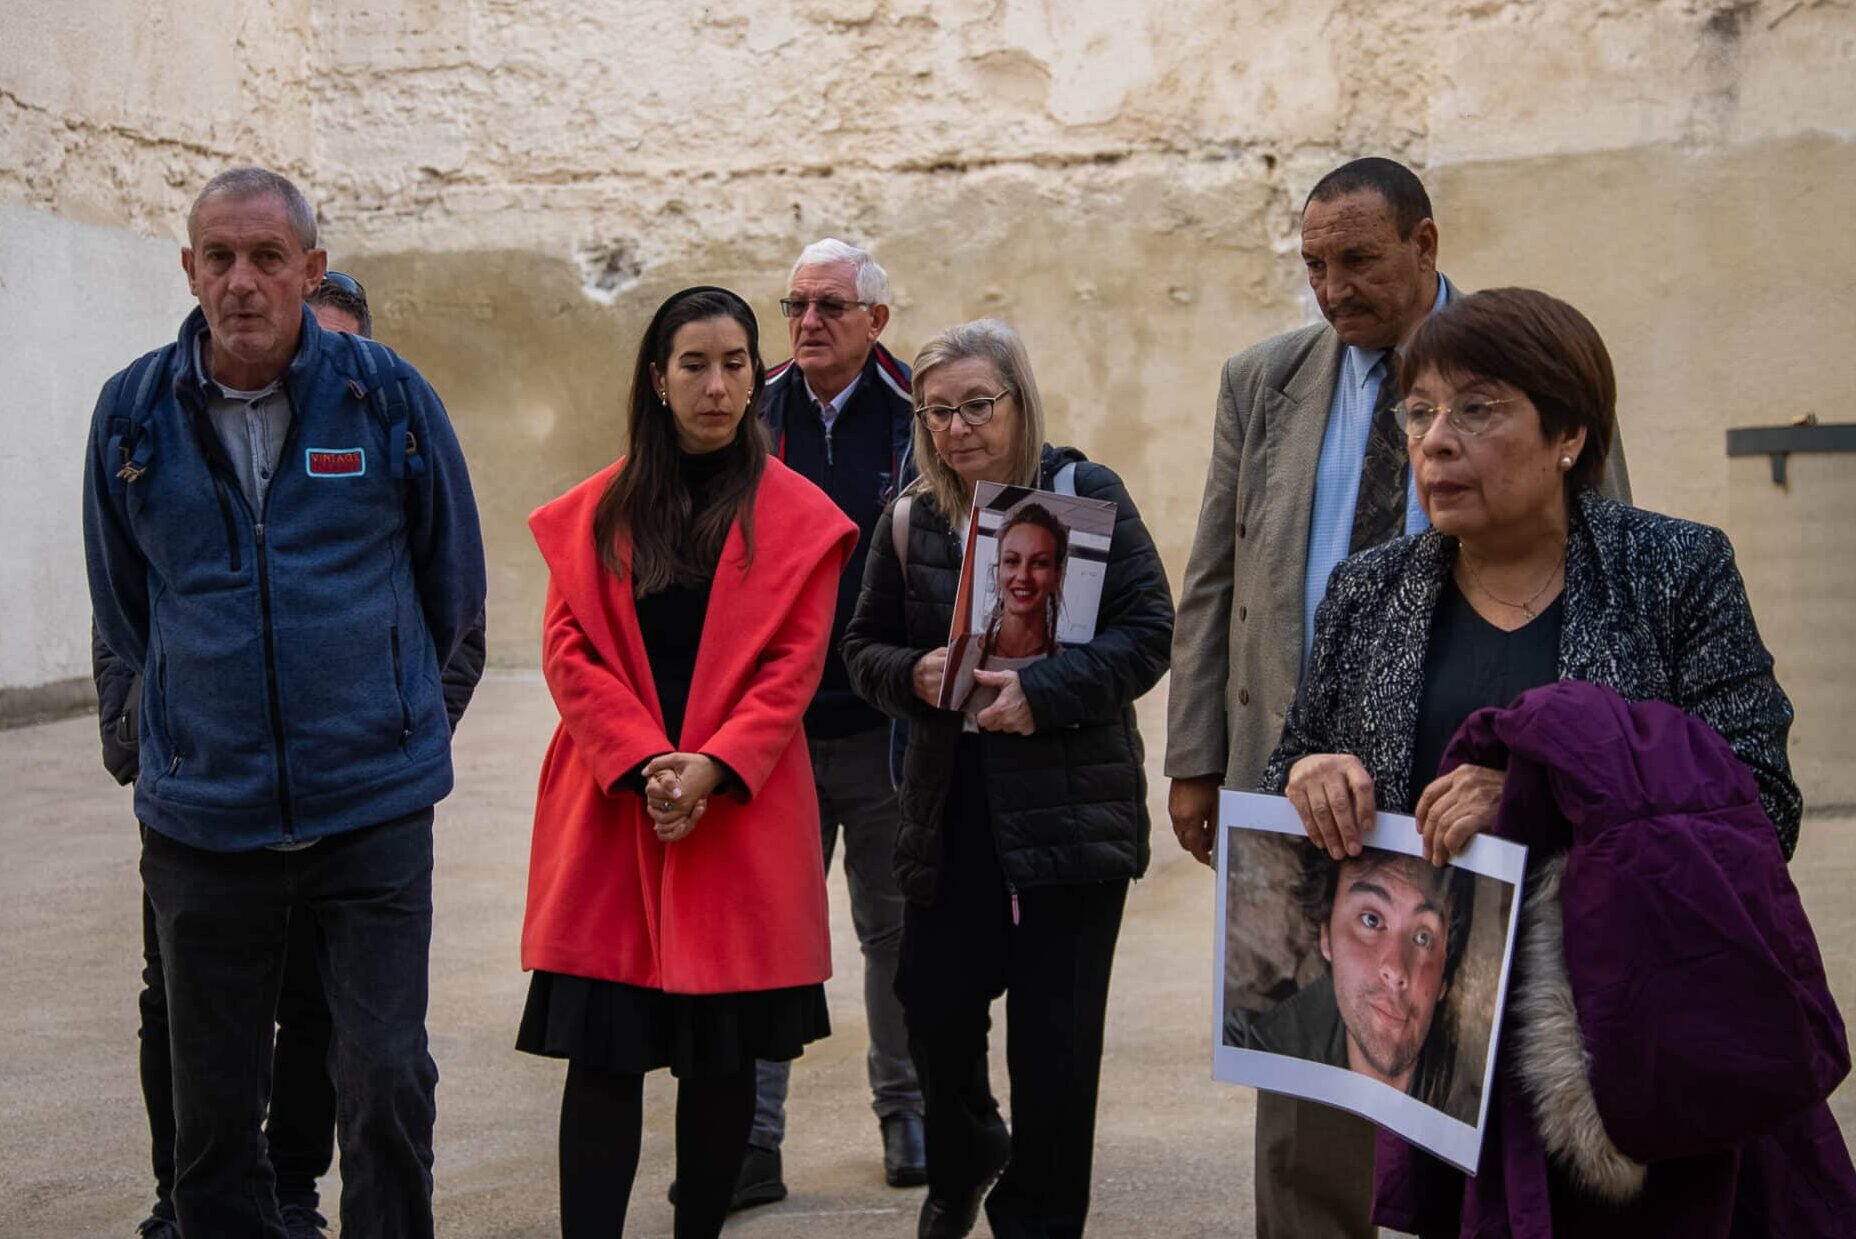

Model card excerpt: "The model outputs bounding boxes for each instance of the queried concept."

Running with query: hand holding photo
[1213,790,1526,1174]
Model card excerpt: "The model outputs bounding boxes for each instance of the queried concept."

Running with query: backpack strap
[885,491,916,793]
[107,351,172,492]
[345,333,425,480]
[890,493,914,577]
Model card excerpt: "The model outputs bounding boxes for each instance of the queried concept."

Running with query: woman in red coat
[517,286,856,1238]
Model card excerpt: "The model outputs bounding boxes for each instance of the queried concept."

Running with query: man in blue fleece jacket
[82,167,486,1239]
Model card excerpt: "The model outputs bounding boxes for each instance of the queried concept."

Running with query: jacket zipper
[390,625,412,744]
[209,475,243,571]
[158,654,179,776]
[253,519,296,842]
[180,364,296,840]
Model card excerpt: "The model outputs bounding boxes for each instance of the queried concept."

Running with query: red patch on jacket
[306,448,365,477]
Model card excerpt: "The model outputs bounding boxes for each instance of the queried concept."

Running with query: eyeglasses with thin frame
[320,271,367,301]
[779,296,874,320]
[1394,395,1522,440]
[915,389,1012,432]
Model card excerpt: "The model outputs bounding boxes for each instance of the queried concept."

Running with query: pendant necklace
[1462,546,1565,621]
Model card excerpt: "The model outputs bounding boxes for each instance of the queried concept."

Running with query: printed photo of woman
[984,504,1067,659]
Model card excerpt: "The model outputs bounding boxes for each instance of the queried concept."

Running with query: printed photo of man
[1230,845,1475,1115]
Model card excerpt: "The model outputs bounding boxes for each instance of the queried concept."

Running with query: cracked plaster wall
[0,0,314,708]
[5,0,1855,796]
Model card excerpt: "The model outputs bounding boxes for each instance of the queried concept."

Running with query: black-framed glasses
[320,271,367,300]
[779,296,873,320]
[1393,396,1521,440]
[915,389,1011,432]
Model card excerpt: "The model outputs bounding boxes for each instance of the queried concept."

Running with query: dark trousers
[896,741,1129,1239]
[1254,1092,1377,1239]
[753,727,919,1146]
[139,884,337,1223]
[140,810,439,1239]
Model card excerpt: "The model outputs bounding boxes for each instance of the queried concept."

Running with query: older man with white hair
[738,238,922,1205]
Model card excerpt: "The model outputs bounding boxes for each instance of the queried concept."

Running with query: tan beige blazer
[1165,308,1632,792]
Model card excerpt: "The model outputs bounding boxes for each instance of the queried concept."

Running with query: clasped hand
[642,752,723,844]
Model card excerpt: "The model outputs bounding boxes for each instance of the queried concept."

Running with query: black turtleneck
[633,449,730,745]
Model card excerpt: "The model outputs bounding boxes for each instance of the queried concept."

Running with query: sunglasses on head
[320,271,367,301]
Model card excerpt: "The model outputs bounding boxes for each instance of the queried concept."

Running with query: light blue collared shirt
[1301,276,1450,656]
[193,334,292,515]
[805,371,862,432]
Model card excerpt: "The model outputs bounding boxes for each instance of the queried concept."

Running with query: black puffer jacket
[844,445,1173,901]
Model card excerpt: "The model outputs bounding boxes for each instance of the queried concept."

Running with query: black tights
[559,1059,756,1239]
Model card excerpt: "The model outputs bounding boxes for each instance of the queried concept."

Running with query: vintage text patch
[305,447,366,477]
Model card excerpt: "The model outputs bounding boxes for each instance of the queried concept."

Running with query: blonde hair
[907,318,1046,522]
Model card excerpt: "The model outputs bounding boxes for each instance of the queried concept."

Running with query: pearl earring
[1560,456,1573,469]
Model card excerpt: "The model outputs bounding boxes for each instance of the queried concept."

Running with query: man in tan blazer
[1167,157,1628,1238]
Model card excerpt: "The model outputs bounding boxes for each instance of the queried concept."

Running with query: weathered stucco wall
[0,0,313,713]
[6,0,1854,801]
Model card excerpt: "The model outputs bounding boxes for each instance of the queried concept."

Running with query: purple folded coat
[1373,680,1856,1239]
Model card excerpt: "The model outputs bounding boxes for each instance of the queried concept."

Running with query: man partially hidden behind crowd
[731,238,925,1204]
[306,269,373,337]
[1234,848,1474,1112]
[83,167,485,1238]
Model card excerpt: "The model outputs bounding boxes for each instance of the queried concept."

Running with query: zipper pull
[1008,883,1021,927]
[254,522,266,546]
[167,754,182,775]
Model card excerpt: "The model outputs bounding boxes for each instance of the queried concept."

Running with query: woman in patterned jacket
[1262,286,1801,1233]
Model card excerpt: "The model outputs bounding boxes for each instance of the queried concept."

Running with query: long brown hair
[592,286,771,593]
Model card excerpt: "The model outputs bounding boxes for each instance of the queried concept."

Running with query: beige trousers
[1254,1092,1377,1239]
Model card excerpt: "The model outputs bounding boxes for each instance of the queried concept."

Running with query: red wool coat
[522,457,857,994]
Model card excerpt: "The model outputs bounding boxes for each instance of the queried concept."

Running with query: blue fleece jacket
[83,305,487,851]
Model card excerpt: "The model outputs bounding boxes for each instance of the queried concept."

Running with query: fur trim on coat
[1511,854,1647,1203]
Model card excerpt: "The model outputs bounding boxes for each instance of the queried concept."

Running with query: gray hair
[907,318,1047,521]
[187,167,319,250]
[789,237,889,305]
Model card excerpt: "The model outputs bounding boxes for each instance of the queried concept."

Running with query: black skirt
[516,970,830,1079]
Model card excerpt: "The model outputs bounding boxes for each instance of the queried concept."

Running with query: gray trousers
[1254,1091,1377,1239]
[751,727,921,1148]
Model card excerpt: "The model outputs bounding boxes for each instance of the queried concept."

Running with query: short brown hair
[1398,287,1617,494]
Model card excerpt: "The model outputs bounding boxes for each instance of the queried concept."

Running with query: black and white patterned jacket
[1260,491,1801,856]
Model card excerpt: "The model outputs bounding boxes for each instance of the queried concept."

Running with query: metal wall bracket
[1725,421,1856,487]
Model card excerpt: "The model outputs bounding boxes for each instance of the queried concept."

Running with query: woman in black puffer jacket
[843,318,1172,1239]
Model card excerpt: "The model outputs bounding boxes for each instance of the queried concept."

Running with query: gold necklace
[1460,546,1565,621]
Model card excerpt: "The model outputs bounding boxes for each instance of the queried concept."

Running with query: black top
[1411,577,1563,788]
[632,449,728,746]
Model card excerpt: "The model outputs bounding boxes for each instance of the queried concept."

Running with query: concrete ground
[3,675,1852,1237]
